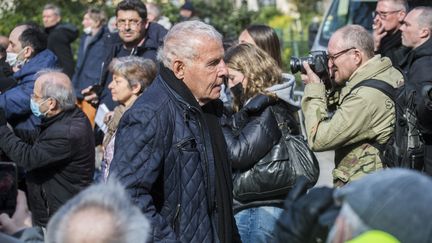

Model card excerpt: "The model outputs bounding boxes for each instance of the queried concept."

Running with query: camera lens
[290,57,302,74]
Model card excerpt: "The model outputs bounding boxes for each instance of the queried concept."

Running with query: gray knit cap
[334,168,432,243]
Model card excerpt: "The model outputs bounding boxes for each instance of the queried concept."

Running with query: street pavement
[314,150,335,187]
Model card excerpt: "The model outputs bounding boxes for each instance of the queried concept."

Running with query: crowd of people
[0,0,432,242]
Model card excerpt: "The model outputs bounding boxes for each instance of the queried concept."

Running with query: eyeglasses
[116,19,142,28]
[372,10,401,19]
[328,47,356,64]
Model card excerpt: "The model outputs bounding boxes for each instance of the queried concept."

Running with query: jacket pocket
[175,137,197,151]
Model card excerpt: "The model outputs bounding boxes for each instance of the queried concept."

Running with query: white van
[312,0,431,51]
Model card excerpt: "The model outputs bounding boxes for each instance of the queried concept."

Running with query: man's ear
[419,27,430,39]
[172,60,185,80]
[23,46,34,59]
[353,49,364,66]
[47,97,57,111]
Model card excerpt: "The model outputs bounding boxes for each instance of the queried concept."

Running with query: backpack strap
[344,79,397,152]
[349,79,396,102]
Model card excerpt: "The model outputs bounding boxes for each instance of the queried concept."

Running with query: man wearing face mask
[72,7,109,126]
[0,69,94,227]
[2,24,57,132]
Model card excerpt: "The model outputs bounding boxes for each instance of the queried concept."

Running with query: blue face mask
[30,98,49,118]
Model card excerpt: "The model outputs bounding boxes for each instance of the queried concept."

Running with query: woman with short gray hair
[100,56,156,181]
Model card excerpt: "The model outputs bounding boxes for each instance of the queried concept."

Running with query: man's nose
[6,44,12,53]
[218,59,228,76]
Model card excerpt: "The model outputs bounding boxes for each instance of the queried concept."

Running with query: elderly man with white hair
[109,20,241,242]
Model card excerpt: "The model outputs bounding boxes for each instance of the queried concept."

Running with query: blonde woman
[222,43,301,243]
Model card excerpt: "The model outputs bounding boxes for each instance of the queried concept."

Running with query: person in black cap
[179,1,200,22]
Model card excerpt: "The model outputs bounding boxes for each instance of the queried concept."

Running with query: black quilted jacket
[109,65,240,243]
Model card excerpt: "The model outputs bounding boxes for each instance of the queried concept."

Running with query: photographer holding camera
[299,25,404,186]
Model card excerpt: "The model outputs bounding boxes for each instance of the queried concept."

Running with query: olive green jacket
[302,56,404,186]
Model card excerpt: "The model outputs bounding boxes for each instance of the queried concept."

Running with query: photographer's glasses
[328,47,356,64]
[372,10,401,19]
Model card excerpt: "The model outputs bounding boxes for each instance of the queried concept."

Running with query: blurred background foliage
[0,0,320,72]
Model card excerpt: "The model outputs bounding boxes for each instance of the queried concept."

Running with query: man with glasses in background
[301,25,403,187]
[81,0,166,150]
[372,0,409,67]
[82,0,167,111]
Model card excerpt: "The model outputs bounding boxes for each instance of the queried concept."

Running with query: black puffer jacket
[222,94,299,211]
[0,108,95,227]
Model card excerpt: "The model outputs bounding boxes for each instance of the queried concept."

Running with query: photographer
[300,25,403,186]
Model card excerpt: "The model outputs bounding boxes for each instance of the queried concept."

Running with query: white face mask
[6,52,18,66]
[83,26,92,35]
[6,48,27,67]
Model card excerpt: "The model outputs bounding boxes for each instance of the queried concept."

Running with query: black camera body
[290,51,328,76]
[290,51,332,89]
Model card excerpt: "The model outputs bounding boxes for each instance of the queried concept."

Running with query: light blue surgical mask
[30,98,49,118]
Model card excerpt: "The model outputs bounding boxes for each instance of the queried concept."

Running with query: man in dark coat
[400,6,432,174]
[72,7,108,101]
[109,20,240,242]
[42,4,78,78]
[0,70,94,227]
[3,25,58,131]
[373,0,410,66]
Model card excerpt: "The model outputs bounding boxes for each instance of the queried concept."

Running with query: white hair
[45,180,150,243]
[157,20,222,68]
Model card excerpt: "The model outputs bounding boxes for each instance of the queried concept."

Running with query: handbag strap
[270,106,292,138]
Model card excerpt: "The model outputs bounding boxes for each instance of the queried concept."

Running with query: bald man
[0,69,94,227]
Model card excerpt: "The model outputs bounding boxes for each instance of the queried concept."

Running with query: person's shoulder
[50,23,79,41]
[148,22,168,35]
[129,78,170,113]
[147,22,168,43]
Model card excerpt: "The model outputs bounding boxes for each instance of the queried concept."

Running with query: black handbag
[233,111,320,202]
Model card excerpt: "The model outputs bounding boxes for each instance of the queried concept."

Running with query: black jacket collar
[159,63,201,109]
[159,63,224,117]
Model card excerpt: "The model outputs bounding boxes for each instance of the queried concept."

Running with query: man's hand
[301,62,322,85]
[372,18,387,52]
[0,190,32,235]
[81,85,100,106]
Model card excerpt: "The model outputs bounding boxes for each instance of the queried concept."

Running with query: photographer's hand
[301,62,322,85]
[0,190,32,235]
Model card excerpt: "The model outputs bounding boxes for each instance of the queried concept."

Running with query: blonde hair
[224,43,282,110]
